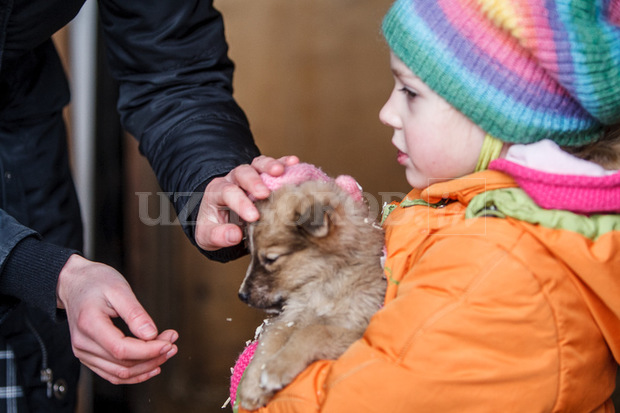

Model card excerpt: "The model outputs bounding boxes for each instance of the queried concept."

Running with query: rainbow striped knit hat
[382,0,620,147]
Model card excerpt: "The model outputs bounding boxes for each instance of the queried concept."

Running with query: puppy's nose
[238,290,249,303]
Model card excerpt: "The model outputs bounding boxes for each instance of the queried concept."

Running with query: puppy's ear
[297,202,333,238]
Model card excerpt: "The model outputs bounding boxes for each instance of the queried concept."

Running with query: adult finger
[87,363,163,385]
[207,176,260,222]
[196,221,245,251]
[227,164,271,200]
[75,310,175,362]
[105,283,160,341]
[157,329,179,344]
[251,155,299,175]
[79,339,176,377]
[195,180,252,250]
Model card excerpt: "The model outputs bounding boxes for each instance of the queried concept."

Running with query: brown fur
[563,123,620,169]
[236,180,386,410]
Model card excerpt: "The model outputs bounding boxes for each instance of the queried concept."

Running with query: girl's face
[380,53,486,189]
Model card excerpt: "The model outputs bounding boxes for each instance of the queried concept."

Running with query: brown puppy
[236,180,386,410]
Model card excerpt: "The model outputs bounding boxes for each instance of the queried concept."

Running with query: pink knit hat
[256,162,364,203]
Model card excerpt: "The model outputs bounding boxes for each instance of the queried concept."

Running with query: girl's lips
[396,150,409,165]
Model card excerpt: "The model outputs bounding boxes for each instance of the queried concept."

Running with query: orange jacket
[240,170,620,412]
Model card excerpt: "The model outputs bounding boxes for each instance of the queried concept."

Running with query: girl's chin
[405,170,427,189]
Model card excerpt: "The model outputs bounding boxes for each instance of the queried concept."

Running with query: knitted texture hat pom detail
[382,0,620,147]
[257,163,364,203]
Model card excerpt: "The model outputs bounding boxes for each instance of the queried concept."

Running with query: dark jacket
[0,0,260,410]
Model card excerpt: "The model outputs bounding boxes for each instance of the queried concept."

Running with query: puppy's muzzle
[238,287,285,314]
[238,290,250,304]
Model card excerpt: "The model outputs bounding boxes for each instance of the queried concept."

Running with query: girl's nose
[379,93,400,129]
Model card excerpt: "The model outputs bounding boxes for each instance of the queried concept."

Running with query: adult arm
[98,0,262,261]
[0,209,178,384]
[0,209,65,320]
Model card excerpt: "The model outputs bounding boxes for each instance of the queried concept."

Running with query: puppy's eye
[261,253,280,266]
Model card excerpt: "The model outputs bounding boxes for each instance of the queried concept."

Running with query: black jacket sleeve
[0,210,77,321]
[98,0,261,262]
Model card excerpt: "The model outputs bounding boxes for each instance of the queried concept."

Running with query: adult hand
[195,155,299,251]
[57,254,178,384]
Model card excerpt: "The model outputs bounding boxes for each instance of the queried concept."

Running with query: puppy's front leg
[237,320,294,410]
[260,324,361,395]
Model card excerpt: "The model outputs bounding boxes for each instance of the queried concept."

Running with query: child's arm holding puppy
[238,319,364,410]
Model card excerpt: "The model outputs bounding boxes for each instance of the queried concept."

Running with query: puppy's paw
[237,360,276,410]
[259,358,300,394]
[238,376,274,411]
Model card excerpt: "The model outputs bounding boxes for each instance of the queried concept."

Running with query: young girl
[234,0,620,411]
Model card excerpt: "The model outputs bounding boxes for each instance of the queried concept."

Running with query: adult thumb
[110,289,159,340]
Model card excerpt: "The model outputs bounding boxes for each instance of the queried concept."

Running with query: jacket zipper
[24,317,53,398]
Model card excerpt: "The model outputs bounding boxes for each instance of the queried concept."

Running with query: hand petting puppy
[196,155,300,251]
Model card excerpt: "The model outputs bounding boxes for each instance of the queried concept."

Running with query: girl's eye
[399,87,418,100]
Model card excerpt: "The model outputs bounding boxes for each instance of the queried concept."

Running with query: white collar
[504,139,617,177]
